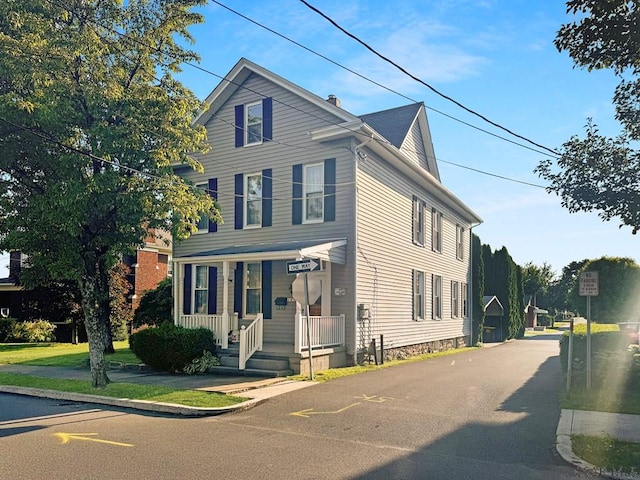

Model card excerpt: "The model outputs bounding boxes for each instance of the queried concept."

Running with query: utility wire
[212,0,557,159]
[299,0,560,156]
[29,0,547,191]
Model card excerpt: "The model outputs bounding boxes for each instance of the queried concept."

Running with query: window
[245,173,263,227]
[194,265,208,314]
[413,270,425,321]
[432,208,442,253]
[246,102,263,145]
[461,282,468,318]
[196,183,208,233]
[433,274,442,319]
[245,262,262,316]
[456,224,464,260]
[304,163,324,222]
[413,196,424,245]
[451,281,459,318]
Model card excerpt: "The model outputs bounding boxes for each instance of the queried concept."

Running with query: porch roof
[174,238,347,265]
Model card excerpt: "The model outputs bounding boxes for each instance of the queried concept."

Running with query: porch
[176,312,346,375]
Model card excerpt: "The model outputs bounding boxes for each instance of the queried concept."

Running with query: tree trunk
[78,259,112,388]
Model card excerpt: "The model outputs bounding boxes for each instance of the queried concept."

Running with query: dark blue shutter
[262,260,272,319]
[234,262,243,319]
[262,168,272,227]
[234,104,244,147]
[292,164,303,225]
[208,178,218,233]
[262,97,272,142]
[183,264,192,315]
[234,173,243,230]
[207,266,217,314]
[324,158,336,222]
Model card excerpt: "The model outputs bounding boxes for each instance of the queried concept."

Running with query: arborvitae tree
[471,234,485,345]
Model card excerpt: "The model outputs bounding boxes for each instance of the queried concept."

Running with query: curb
[556,410,640,480]
[0,385,263,416]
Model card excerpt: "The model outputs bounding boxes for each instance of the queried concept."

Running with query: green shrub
[128,323,216,372]
[183,350,220,375]
[10,320,57,343]
[560,324,636,388]
[0,317,17,342]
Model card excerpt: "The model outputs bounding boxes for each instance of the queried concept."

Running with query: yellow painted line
[290,402,361,418]
[54,432,134,447]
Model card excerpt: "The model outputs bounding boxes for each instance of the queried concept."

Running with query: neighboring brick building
[122,230,172,310]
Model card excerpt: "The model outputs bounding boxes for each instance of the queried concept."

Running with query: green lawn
[0,342,247,408]
[572,434,640,476]
[0,341,139,366]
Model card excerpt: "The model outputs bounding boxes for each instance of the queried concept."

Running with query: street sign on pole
[579,271,599,296]
[579,271,598,390]
[287,258,320,274]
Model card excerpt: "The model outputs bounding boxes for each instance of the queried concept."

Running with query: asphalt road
[0,335,599,479]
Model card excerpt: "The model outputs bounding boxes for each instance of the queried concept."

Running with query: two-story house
[173,58,482,375]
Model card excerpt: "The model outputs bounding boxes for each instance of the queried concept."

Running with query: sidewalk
[556,409,640,479]
[0,363,316,416]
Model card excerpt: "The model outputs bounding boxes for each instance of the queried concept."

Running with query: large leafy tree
[536,0,640,233]
[521,261,555,304]
[0,0,218,387]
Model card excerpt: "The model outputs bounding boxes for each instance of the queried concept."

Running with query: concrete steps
[212,350,294,377]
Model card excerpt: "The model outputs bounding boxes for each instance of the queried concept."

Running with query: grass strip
[0,341,138,366]
[562,388,640,415]
[290,347,478,382]
[0,372,247,408]
[572,434,640,475]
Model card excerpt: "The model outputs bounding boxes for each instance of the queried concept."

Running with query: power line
[212,0,557,159]
[299,0,560,157]
[24,0,547,191]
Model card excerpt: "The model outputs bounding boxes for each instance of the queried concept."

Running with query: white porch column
[174,262,183,325]
[221,261,230,349]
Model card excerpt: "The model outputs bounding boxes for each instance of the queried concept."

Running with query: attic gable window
[246,102,263,145]
[235,98,273,147]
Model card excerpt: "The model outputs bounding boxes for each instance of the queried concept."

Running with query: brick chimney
[327,94,341,108]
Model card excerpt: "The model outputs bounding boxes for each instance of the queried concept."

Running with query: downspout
[352,134,373,364]
[468,222,482,346]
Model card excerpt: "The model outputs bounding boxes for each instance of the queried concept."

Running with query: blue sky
[1,0,635,279]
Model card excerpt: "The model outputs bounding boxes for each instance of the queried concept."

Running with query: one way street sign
[287,259,320,274]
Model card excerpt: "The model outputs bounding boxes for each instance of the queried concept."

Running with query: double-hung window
[246,102,263,145]
[245,262,262,316]
[245,173,263,227]
[456,224,464,260]
[461,282,468,318]
[432,208,442,253]
[433,274,442,319]
[413,196,424,245]
[194,266,208,314]
[304,163,324,222]
[451,280,459,318]
[413,270,425,321]
[196,183,208,233]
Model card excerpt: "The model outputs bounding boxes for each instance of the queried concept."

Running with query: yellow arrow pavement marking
[290,402,361,418]
[54,433,134,447]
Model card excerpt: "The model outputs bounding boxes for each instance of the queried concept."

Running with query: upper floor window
[456,224,464,260]
[413,196,425,246]
[196,183,208,233]
[246,102,263,145]
[304,163,324,223]
[432,208,442,253]
[245,173,263,227]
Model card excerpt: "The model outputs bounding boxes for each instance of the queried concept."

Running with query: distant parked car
[617,322,640,344]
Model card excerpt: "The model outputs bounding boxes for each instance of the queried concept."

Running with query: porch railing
[177,313,238,349]
[239,313,263,370]
[295,314,345,353]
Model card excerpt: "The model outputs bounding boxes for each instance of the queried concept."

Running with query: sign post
[579,271,599,389]
[287,259,321,380]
